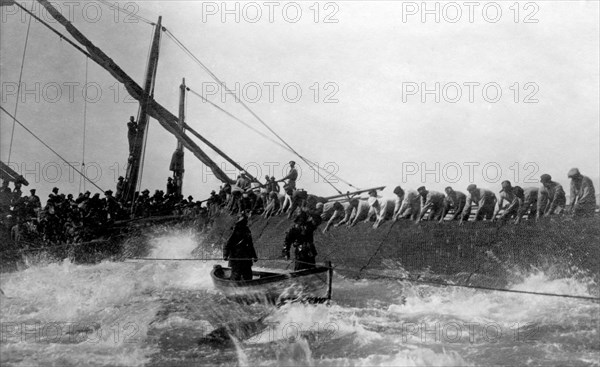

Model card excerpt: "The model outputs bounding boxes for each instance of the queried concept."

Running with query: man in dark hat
[536,174,566,220]
[279,161,298,191]
[461,184,497,223]
[282,211,318,271]
[567,168,596,217]
[440,186,467,222]
[417,186,445,222]
[223,214,257,280]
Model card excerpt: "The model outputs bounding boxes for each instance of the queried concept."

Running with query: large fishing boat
[0,0,598,287]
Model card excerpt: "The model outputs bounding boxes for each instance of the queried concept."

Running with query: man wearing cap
[224,214,257,280]
[282,211,318,271]
[497,186,523,222]
[440,187,467,222]
[417,186,446,222]
[279,161,298,191]
[47,187,59,205]
[537,174,566,220]
[116,176,125,202]
[515,186,539,223]
[166,177,176,196]
[567,168,597,217]
[493,180,517,220]
[135,189,150,217]
[28,189,41,210]
[395,189,421,221]
[390,186,406,220]
[461,184,497,223]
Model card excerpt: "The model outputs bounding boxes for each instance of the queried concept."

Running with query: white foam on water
[0,227,218,366]
[394,270,598,324]
[147,227,201,259]
[311,348,469,367]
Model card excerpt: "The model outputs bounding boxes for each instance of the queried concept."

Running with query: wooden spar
[0,161,28,185]
[124,16,162,200]
[36,0,234,184]
[322,186,386,201]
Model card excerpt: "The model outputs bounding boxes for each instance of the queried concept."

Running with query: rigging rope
[185,87,358,189]
[162,28,347,194]
[15,3,92,59]
[7,1,34,164]
[123,257,600,302]
[95,0,156,26]
[0,106,105,193]
[79,57,89,193]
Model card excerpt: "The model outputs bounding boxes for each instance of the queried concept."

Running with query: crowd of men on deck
[1,158,596,255]
[0,177,205,245]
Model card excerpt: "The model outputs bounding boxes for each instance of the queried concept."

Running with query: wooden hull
[211,264,332,304]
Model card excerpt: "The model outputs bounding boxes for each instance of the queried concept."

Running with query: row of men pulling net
[220,167,597,281]
[206,167,597,233]
[0,180,206,245]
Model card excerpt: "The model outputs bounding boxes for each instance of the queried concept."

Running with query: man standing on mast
[126,116,138,155]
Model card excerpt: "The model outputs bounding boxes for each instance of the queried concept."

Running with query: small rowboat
[211,262,333,304]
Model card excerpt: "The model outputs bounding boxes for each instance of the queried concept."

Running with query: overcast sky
[1,0,598,200]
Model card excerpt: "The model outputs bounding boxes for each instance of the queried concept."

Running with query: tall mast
[124,16,162,200]
[34,0,235,185]
[169,78,186,196]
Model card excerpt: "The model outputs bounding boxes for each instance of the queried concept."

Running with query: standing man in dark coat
[282,211,318,271]
[223,214,257,281]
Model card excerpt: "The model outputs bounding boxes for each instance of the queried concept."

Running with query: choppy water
[1,228,598,366]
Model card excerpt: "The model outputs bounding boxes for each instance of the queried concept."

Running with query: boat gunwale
[211,264,330,288]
